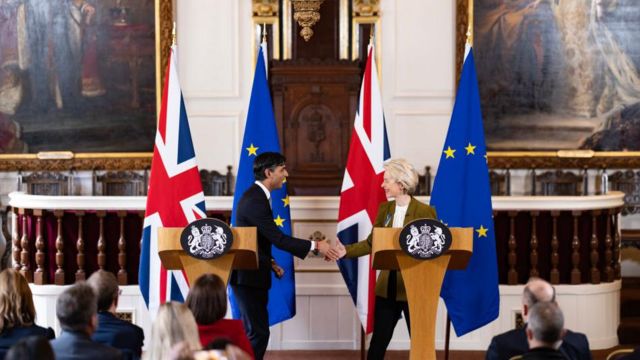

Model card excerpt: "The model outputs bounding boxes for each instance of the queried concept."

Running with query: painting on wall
[469,0,640,151]
[0,0,169,154]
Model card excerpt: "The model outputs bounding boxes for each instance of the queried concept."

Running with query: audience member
[5,335,54,360]
[519,301,567,359]
[0,269,54,358]
[87,270,144,359]
[186,274,254,359]
[195,338,252,360]
[51,282,122,360]
[144,302,201,360]
[486,277,591,360]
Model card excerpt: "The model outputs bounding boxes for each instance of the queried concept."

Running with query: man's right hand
[315,239,331,257]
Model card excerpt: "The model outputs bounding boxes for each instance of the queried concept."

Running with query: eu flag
[230,43,295,325]
[430,48,500,336]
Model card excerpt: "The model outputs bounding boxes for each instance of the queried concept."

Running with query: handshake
[315,239,347,261]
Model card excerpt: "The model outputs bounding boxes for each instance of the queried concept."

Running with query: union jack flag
[337,44,390,334]
[139,45,206,317]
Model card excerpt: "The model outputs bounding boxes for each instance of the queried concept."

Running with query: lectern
[372,226,473,360]
[157,227,258,285]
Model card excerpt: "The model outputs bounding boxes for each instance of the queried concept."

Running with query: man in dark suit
[230,152,330,360]
[87,270,144,360]
[518,301,568,360]
[50,282,122,360]
[486,278,591,360]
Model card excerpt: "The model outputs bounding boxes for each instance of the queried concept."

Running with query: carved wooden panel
[271,60,361,195]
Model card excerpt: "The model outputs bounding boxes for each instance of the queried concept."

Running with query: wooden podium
[157,227,258,285]
[372,227,474,360]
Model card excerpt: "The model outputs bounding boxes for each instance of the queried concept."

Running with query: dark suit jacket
[486,326,591,360]
[344,197,437,301]
[0,324,55,359]
[230,183,311,289]
[521,347,569,360]
[51,330,122,360]
[91,312,144,360]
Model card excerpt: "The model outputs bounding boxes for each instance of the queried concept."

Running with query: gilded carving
[353,0,379,17]
[291,0,324,41]
[0,154,152,171]
[487,152,640,169]
[455,0,469,85]
[158,0,173,91]
[253,0,279,17]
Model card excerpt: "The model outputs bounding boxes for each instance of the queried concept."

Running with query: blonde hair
[145,302,201,360]
[0,269,36,332]
[384,159,419,195]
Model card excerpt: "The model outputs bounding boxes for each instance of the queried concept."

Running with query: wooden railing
[9,192,624,285]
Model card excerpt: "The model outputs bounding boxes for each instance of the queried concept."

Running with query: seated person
[0,269,55,358]
[486,278,591,360]
[144,302,201,360]
[519,301,567,359]
[186,274,254,359]
[51,282,122,360]
[87,270,144,359]
[5,335,54,360]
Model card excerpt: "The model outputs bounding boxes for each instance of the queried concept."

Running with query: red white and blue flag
[139,45,206,317]
[337,44,390,334]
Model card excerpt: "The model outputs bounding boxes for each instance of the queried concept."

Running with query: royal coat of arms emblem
[180,218,234,260]
[399,218,452,260]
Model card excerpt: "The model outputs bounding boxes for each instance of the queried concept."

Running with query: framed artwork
[458,0,640,152]
[0,0,173,170]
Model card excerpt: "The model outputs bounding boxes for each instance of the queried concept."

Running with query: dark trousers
[367,296,411,360]
[231,285,269,360]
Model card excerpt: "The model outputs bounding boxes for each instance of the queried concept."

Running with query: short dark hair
[253,152,286,181]
[5,335,54,360]
[56,282,97,332]
[186,274,227,325]
[87,270,119,312]
[528,301,564,345]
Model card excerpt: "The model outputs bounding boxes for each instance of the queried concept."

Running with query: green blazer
[344,197,437,301]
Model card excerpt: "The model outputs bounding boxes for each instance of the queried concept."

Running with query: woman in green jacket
[331,159,437,360]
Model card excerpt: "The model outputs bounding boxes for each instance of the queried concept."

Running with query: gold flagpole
[172,22,176,46]
[466,0,473,46]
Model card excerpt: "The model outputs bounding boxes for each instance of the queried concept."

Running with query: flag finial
[466,0,473,46]
[262,23,267,43]
[172,22,177,46]
[369,24,374,46]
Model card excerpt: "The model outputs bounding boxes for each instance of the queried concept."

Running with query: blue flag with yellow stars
[230,42,295,326]
[430,48,500,336]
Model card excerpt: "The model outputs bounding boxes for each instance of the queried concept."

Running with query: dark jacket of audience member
[486,327,590,360]
[87,270,144,359]
[50,282,122,360]
[521,347,569,360]
[5,335,54,360]
[0,269,55,358]
[186,274,254,359]
[487,278,591,360]
[619,347,640,360]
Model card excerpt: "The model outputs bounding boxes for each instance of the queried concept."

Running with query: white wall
[177,0,253,172]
